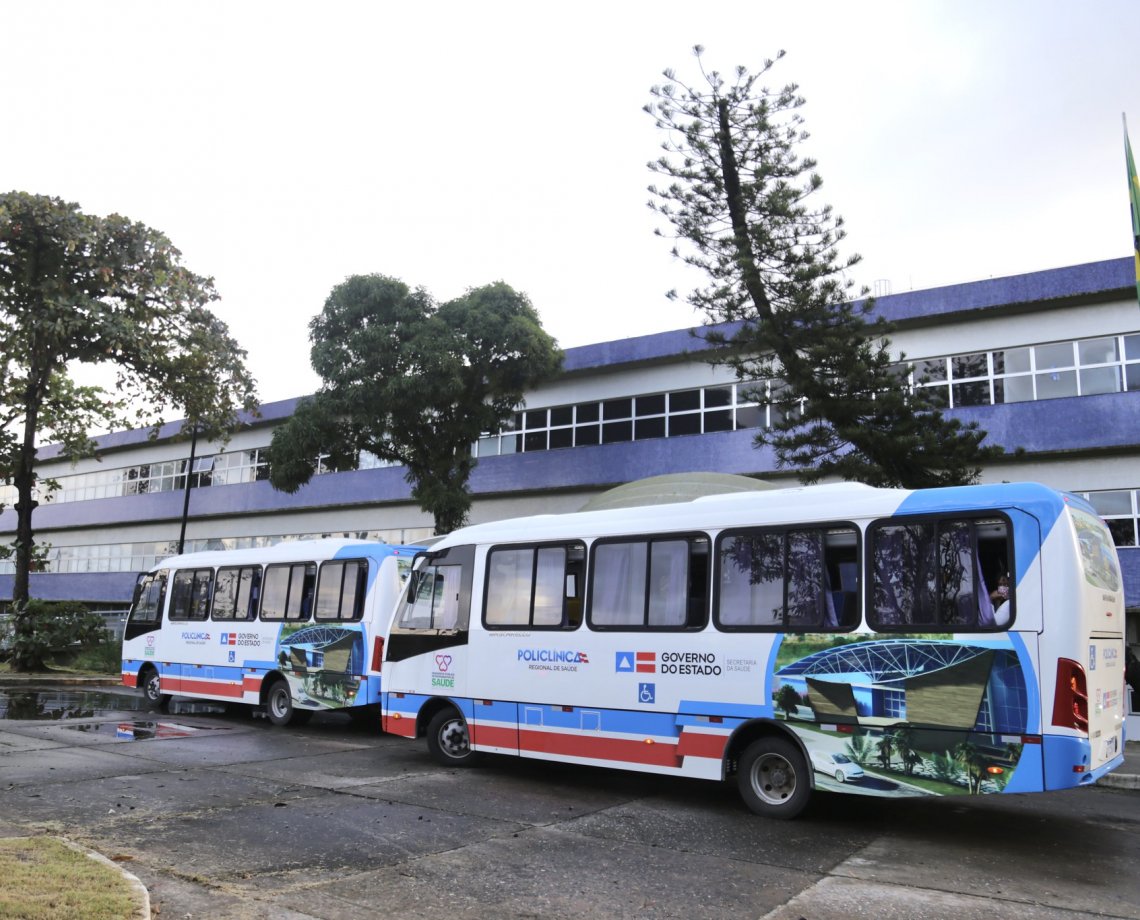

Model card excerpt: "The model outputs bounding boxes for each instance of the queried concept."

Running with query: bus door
[383,545,474,702]
[121,569,169,686]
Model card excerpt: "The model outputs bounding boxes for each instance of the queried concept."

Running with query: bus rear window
[1070,507,1121,591]
[868,516,1012,631]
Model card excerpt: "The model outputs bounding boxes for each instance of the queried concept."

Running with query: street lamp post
[177,424,198,555]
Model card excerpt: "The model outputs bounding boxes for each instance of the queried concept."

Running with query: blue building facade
[1,256,1138,623]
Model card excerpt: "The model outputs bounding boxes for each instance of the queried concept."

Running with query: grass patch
[0,837,140,920]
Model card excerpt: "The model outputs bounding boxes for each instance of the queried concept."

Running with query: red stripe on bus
[675,730,728,759]
[519,728,682,768]
[174,678,245,699]
[383,715,417,738]
[470,723,518,749]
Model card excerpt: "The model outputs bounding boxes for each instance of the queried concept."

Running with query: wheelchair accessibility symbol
[638,682,655,704]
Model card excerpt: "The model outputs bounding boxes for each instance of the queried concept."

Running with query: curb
[58,838,151,919]
[1098,772,1140,790]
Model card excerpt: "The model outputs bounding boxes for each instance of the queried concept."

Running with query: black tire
[140,667,169,712]
[737,736,811,819]
[265,678,305,727]
[426,707,482,767]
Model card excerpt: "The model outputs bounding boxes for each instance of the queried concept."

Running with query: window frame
[313,558,369,622]
[259,561,318,622]
[211,565,262,622]
[713,523,861,633]
[482,541,586,631]
[586,532,710,632]
[168,567,214,622]
[865,512,1015,633]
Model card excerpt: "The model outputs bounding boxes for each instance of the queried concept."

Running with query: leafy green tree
[268,274,561,534]
[645,48,1004,487]
[876,730,895,770]
[775,682,801,717]
[953,739,987,794]
[0,192,258,670]
[893,724,919,775]
[844,731,874,766]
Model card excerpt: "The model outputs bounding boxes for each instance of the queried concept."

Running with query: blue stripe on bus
[176,664,245,680]
[357,674,381,705]
[678,700,769,720]
[1008,631,1042,731]
[1002,741,1045,794]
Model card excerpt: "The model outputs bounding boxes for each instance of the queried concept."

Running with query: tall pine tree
[646,49,1003,486]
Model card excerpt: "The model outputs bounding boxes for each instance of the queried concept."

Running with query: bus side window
[869,516,1011,632]
[170,569,212,621]
[484,542,585,630]
[213,566,261,622]
[589,535,708,630]
[314,560,367,621]
[262,562,318,621]
[715,526,858,631]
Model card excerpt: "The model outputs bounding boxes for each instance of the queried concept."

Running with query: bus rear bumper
[1043,734,1125,788]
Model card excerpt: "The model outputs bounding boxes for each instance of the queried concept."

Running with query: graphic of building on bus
[276,624,365,707]
[772,635,1028,797]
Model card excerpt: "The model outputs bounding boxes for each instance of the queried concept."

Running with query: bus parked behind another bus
[379,482,1126,818]
[122,539,421,725]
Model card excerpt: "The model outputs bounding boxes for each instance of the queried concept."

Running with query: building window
[911,332,1140,409]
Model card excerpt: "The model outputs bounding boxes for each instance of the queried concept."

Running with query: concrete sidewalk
[1098,739,1140,790]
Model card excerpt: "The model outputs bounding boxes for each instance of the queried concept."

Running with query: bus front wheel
[140,667,168,712]
[426,708,481,767]
[265,679,310,727]
[737,736,811,819]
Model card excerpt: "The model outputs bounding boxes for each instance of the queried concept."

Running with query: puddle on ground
[62,719,235,741]
[0,689,229,721]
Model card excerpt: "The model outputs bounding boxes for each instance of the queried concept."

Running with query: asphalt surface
[1,678,1139,919]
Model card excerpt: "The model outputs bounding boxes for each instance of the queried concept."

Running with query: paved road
[0,685,1138,919]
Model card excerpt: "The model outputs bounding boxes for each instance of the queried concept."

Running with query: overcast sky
[5,1,1140,405]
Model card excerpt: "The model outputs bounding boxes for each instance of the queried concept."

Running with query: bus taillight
[1051,658,1089,733]
[372,637,385,673]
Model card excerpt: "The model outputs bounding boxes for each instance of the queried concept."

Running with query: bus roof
[430,481,1076,549]
[149,538,423,572]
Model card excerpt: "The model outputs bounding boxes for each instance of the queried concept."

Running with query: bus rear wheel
[265,678,310,727]
[737,736,811,819]
[426,707,481,767]
[140,667,168,712]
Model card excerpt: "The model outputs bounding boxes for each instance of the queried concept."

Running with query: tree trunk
[11,381,41,671]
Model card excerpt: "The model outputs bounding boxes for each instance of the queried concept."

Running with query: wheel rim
[749,751,797,805]
[145,673,160,701]
[437,717,470,758]
[836,770,845,783]
[270,688,289,718]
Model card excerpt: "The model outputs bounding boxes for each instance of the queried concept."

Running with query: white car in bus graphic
[810,750,864,784]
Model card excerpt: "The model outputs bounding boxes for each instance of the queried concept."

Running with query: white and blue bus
[379,482,1125,818]
[121,539,421,725]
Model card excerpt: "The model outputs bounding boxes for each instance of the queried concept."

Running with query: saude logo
[432,653,455,689]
